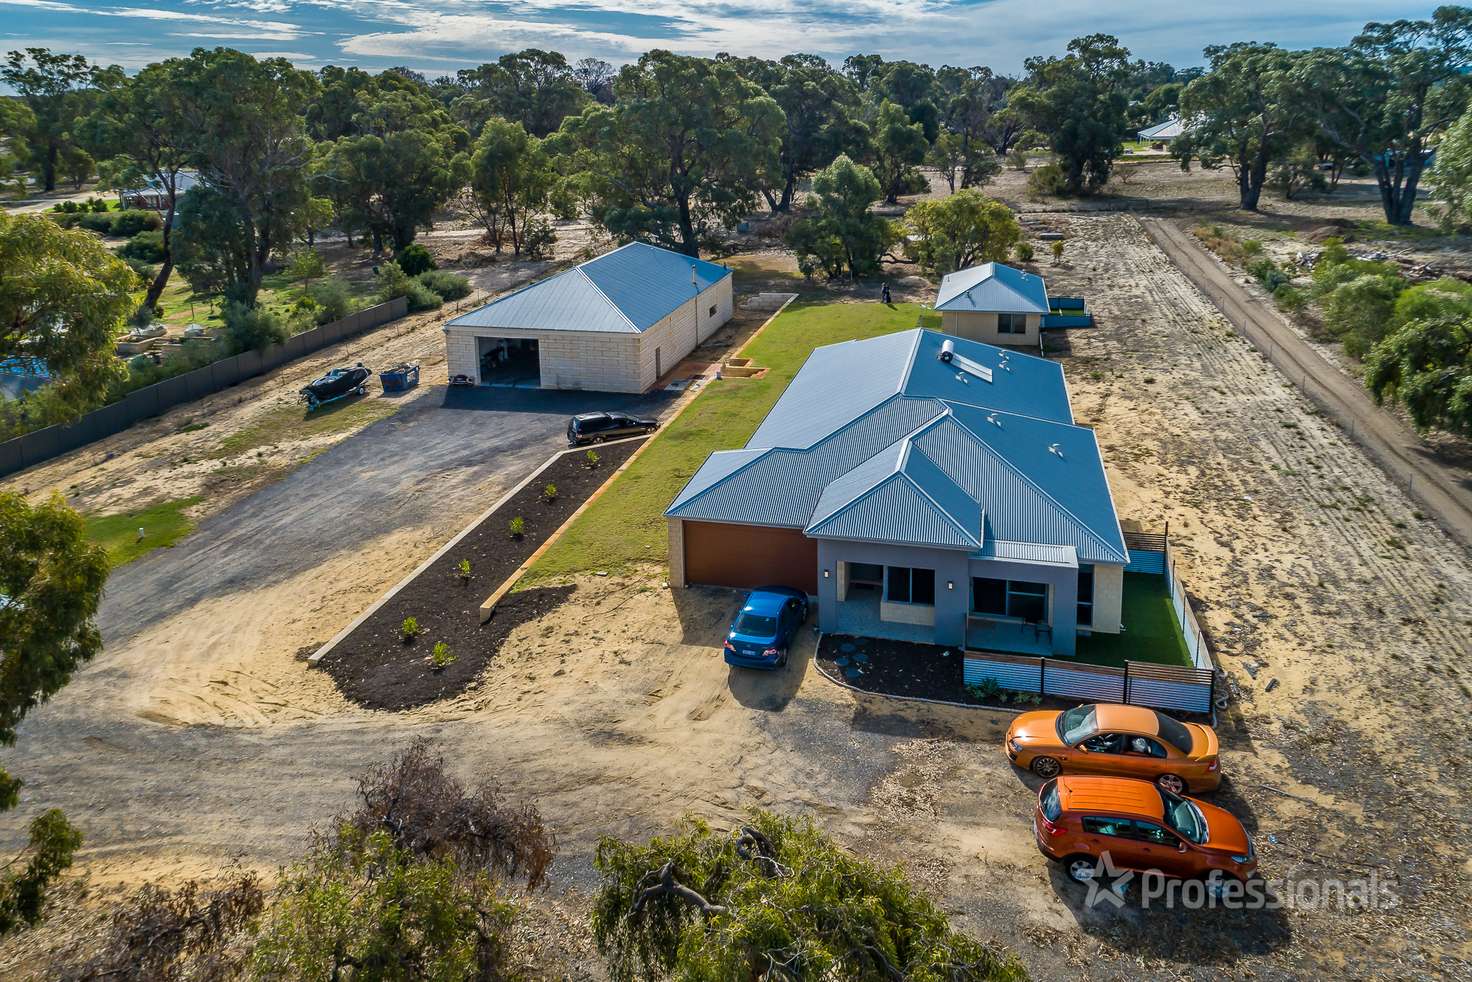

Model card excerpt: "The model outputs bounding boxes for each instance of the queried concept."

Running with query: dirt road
[1143,216,1472,549]
[3,213,1471,979]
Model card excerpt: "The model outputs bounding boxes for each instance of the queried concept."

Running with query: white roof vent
[1048,443,1064,458]
[986,413,1001,427]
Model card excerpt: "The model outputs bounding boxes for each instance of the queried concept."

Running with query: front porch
[965,615,1055,657]
[830,587,937,645]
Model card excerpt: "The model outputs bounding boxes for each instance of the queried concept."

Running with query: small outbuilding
[443,242,733,393]
[933,262,1051,348]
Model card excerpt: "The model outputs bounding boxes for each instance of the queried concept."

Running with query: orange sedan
[1005,703,1221,793]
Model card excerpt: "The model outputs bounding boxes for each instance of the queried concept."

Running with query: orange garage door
[683,521,818,596]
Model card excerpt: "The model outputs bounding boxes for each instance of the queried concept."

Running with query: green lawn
[210,397,399,460]
[85,496,201,566]
[1075,573,1194,669]
[520,300,931,587]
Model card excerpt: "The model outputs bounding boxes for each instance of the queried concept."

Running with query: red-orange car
[1035,775,1257,885]
[1005,703,1221,793]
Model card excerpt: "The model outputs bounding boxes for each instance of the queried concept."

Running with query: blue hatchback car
[723,586,809,669]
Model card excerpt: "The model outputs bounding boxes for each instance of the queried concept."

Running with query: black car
[567,411,659,445]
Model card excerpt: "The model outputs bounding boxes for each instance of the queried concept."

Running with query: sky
[0,0,1446,79]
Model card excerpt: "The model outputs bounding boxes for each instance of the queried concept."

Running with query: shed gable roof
[445,241,730,335]
[934,262,1050,314]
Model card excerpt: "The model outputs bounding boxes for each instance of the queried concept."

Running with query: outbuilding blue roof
[445,241,730,335]
[667,329,1128,565]
[934,262,1050,314]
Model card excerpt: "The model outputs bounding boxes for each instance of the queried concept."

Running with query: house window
[708,304,717,317]
[885,566,935,606]
[997,313,1027,335]
[971,577,1050,624]
[1077,564,1094,627]
[848,562,884,588]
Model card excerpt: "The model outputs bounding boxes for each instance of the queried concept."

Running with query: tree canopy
[785,154,892,280]
[0,212,136,405]
[1011,34,1132,195]
[905,190,1021,275]
[0,491,110,934]
[1175,43,1305,211]
[1,48,96,192]
[551,50,784,257]
[591,810,1027,982]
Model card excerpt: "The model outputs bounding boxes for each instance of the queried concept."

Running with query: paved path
[1141,216,1472,548]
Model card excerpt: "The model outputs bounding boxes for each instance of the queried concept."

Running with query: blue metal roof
[934,262,1050,314]
[667,327,1128,565]
[445,242,730,335]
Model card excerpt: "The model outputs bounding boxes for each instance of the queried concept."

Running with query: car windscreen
[1057,705,1098,745]
[1154,712,1193,753]
[733,612,778,637]
[1159,789,1206,843]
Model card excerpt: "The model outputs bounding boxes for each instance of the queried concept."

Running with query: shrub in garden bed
[318,437,643,710]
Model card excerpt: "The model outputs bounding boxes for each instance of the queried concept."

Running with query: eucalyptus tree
[1295,7,1472,225]
[1,48,96,191]
[551,51,784,257]
[1010,34,1133,195]
[1174,43,1306,210]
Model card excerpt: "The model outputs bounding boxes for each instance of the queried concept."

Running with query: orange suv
[1035,775,1257,885]
[1006,703,1221,793]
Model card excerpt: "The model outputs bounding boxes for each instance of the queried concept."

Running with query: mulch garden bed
[815,634,1074,712]
[319,438,643,710]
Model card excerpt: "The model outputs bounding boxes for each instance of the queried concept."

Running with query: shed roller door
[683,521,817,595]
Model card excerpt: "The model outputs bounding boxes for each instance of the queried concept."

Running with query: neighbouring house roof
[934,262,1051,315]
[667,329,1128,565]
[125,170,200,200]
[1138,117,1186,141]
[444,241,730,335]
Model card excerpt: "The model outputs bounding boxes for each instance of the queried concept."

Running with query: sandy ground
[3,195,1472,977]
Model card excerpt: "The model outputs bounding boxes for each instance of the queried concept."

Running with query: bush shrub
[542,482,558,502]
[400,616,420,642]
[308,277,355,324]
[404,279,443,312]
[429,642,455,670]
[222,301,288,353]
[120,228,165,262]
[1014,241,1035,263]
[109,209,163,237]
[394,243,436,276]
[1026,162,1068,197]
[508,516,525,538]
[415,269,471,301]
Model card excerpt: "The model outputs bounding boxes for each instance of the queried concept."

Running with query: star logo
[1082,851,1133,909]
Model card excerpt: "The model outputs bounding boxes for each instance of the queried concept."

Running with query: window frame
[885,565,936,607]
[997,312,1027,335]
[1077,563,1094,627]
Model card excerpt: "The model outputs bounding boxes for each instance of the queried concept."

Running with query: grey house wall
[815,539,1080,655]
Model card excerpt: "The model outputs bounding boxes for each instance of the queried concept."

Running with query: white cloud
[0,0,312,41]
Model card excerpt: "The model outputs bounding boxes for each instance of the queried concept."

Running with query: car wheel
[644,425,656,434]
[1030,756,1062,779]
[593,435,606,444]
[1064,856,1098,884]
[1157,773,1186,794]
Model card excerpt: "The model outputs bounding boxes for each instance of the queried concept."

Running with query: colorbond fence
[963,527,1220,716]
[0,297,408,479]
[963,652,1215,715]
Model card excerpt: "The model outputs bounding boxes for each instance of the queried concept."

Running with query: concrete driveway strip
[1142,216,1472,549]
[99,384,674,648]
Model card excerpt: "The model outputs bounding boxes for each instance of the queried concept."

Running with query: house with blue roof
[443,242,733,392]
[664,328,1130,657]
[933,262,1053,349]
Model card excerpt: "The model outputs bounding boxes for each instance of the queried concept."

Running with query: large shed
[443,242,733,393]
